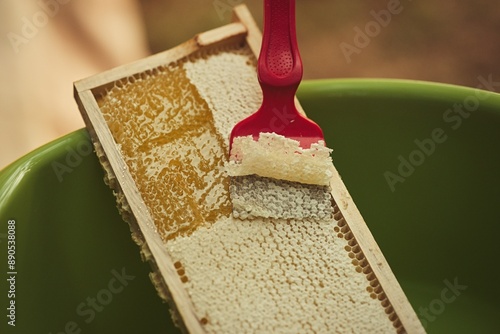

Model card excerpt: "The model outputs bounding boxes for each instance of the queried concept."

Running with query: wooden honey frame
[74,5,424,333]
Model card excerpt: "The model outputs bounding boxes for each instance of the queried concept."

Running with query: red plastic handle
[229,0,324,150]
[258,0,302,88]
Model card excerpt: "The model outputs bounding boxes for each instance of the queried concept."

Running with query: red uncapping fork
[230,0,324,149]
[227,0,334,221]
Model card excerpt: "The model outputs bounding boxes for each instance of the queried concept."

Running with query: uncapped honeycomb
[95,43,403,333]
[229,175,333,220]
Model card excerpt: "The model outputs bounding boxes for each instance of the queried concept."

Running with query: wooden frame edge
[73,6,262,333]
[330,174,424,333]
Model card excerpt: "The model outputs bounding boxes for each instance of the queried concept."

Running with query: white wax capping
[227,133,334,186]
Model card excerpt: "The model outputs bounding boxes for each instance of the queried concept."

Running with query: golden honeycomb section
[96,57,231,241]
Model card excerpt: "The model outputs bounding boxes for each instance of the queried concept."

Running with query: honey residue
[97,60,231,241]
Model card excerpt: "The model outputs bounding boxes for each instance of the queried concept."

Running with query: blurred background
[0,0,499,169]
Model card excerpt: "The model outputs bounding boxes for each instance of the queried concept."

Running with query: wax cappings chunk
[227,133,334,186]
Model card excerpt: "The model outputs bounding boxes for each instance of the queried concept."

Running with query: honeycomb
[229,175,333,220]
[97,54,234,241]
[168,210,401,333]
[95,43,402,333]
[227,133,335,186]
[227,133,335,220]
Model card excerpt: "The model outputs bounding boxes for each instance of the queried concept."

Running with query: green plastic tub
[1,79,499,333]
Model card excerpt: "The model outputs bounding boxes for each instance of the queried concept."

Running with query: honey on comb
[97,60,231,241]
